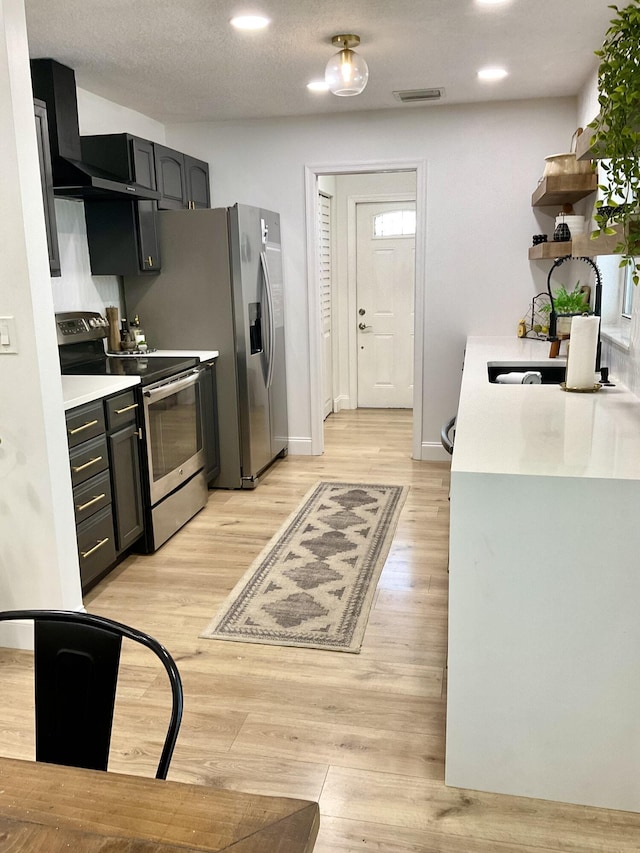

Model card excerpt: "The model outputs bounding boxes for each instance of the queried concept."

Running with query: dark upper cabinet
[81,134,160,275]
[153,144,185,210]
[154,144,211,210]
[84,198,160,275]
[185,155,211,209]
[81,134,156,187]
[33,98,61,276]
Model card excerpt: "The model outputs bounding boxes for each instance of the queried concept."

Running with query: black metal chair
[0,609,183,779]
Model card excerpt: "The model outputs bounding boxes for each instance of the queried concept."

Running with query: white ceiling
[24,0,614,124]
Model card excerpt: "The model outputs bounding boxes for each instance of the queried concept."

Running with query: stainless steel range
[57,311,208,551]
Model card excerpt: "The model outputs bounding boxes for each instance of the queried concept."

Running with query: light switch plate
[0,316,18,353]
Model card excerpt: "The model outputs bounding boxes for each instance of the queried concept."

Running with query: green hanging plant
[589,0,640,285]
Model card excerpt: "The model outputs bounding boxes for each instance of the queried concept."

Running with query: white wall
[0,8,173,648]
[0,0,82,642]
[166,98,579,450]
[77,88,167,143]
[51,200,121,314]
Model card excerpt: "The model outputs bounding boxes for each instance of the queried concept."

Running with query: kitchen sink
[487,361,566,384]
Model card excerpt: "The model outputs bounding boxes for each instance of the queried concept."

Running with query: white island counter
[446,336,640,812]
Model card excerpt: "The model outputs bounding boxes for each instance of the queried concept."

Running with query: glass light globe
[325,48,369,96]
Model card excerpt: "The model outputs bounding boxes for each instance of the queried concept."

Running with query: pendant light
[325,34,369,97]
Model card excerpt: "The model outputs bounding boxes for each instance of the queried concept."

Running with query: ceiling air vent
[393,88,445,103]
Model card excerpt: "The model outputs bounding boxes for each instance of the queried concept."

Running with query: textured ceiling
[24,0,614,123]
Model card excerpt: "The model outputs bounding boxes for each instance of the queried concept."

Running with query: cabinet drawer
[69,435,109,487]
[76,505,117,589]
[66,401,106,448]
[105,390,139,431]
[73,470,112,525]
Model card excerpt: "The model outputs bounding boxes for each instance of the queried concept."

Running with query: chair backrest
[0,610,183,779]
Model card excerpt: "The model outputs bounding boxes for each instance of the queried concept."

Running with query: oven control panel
[56,311,108,345]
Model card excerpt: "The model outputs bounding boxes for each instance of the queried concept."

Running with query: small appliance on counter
[56,311,208,551]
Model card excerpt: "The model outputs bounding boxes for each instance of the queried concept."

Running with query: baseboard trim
[333,395,352,412]
[287,437,314,456]
[421,441,452,462]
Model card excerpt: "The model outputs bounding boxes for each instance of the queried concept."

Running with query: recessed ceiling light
[307,80,330,92]
[477,67,508,81]
[230,14,270,30]
[476,0,511,5]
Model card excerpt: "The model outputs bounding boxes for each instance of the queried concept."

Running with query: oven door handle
[143,370,200,402]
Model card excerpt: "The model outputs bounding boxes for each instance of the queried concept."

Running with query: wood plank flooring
[3,408,640,850]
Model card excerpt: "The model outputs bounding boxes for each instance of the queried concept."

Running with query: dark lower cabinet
[66,390,144,592]
[199,360,220,485]
[76,506,117,590]
[108,421,144,551]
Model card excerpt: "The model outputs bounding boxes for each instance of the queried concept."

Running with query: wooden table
[0,756,319,852]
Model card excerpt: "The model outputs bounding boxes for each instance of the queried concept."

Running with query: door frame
[304,160,427,460]
[351,194,416,411]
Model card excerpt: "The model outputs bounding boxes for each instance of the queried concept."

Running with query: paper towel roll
[495,371,542,385]
[565,315,599,389]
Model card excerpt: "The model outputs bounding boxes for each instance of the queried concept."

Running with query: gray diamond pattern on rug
[200,481,408,652]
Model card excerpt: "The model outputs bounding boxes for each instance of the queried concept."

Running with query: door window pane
[373,210,416,238]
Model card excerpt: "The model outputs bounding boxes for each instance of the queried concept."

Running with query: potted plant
[541,283,591,335]
[589,0,640,284]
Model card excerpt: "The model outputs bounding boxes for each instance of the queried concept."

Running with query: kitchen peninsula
[446,336,640,813]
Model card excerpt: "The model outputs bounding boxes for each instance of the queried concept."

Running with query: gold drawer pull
[114,402,138,414]
[72,455,103,473]
[68,419,99,436]
[76,493,106,512]
[81,537,110,559]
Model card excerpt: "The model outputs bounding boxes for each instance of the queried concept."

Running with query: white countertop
[453,336,640,480]
[62,375,141,411]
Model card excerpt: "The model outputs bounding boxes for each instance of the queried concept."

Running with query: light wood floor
[3,408,640,850]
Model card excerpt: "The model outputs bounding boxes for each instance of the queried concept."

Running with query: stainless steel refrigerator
[124,204,288,488]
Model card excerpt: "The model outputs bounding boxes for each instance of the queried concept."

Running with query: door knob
[358,322,372,331]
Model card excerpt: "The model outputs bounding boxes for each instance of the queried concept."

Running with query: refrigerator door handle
[260,249,276,389]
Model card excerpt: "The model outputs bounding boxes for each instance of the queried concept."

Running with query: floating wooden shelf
[528,225,625,261]
[528,241,572,260]
[571,223,624,257]
[575,121,606,161]
[531,173,598,207]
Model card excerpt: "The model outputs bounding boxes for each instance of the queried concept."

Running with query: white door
[356,201,415,408]
[318,191,333,419]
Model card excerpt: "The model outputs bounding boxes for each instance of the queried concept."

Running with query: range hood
[30,59,160,202]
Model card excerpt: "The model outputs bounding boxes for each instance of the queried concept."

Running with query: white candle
[565,315,599,389]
